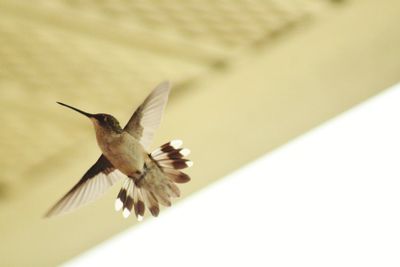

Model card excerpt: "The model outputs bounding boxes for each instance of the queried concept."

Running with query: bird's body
[45,81,192,220]
[96,127,145,177]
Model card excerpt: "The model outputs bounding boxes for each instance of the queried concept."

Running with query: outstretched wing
[124,81,171,150]
[45,155,125,217]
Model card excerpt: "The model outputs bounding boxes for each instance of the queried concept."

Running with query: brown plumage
[45,81,192,221]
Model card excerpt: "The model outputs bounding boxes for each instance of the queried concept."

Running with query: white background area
[65,83,400,267]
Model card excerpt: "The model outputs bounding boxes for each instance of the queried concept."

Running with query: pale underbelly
[99,134,145,177]
[105,147,144,177]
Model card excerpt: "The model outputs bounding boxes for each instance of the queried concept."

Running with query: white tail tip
[115,199,123,211]
[137,215,143,222]
[180,148,191,157]
[186,161,193,168]
[170,140,183,149]
[123,208,131,218]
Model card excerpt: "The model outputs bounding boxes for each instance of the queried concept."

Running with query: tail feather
[167,182,181,198]
[115,179,129,211]
[142,190,160,217]
[115,140,192,220]
[123,179,134,218]
[163,169,191,183]
[151,140,192,182]
[157,159,193,170]
[150,140,181,158]
[133,186,145,221]
[153,148,190,161]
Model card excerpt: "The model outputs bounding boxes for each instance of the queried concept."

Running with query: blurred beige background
[0,0,400,266]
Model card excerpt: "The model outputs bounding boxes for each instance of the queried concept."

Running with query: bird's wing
[123,81,171,150]
[45,155,125,217]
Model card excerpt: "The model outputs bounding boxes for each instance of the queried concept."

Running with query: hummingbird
[45,81,192,220]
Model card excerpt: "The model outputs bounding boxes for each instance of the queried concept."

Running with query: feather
[163,169,191,183]
[45,156,125,217]
[142,189,160,217]
[124,81,171,150]
[158,159,193,169]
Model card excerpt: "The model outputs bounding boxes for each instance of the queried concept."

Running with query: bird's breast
[97,132,145,176]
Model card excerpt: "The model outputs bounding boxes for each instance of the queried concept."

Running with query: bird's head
[57,102,123,134]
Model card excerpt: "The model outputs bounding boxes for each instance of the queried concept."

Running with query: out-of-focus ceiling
[0,0,325,188]
[1,0,400,266]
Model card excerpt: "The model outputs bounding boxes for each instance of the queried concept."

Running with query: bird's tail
[150,140,192,183]
[115,140,192,220]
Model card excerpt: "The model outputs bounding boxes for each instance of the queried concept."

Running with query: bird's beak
[56,102,94,118]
